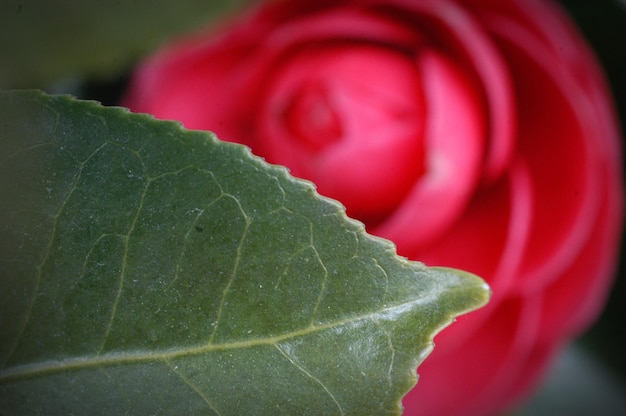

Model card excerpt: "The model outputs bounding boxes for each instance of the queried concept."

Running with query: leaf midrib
[0,288,463,383]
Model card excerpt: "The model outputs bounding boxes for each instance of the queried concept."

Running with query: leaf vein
[165,359,222,416]
[207,193,251,344]
[308,222,329,326]
[374,318,395,391]
[274,344,344,415]
[98,175,150,354]
[164,170,223,291]
[0,286,474,382]
[2,141,109,366]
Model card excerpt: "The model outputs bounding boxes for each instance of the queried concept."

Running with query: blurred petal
[406,159,533,346]
[537,170,624,342]
[404,296,543,416]
[373,50,486,250]
[258,44,426,221]
[402,0,517,181]
[487,15,606,294]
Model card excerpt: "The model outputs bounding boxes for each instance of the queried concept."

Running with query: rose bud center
[260,44,427,223]
[260,43,484,235]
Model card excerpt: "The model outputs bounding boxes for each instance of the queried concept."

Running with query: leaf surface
[0,90,489,415]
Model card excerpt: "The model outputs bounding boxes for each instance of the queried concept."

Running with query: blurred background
[564,0,626,370]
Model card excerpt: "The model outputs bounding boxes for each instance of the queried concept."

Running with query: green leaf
[0,90,489,415]
[0,0,253,88]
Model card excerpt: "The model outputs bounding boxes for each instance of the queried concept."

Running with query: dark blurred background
[562,0,626,377]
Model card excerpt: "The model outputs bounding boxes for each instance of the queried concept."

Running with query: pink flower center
[283,81,344,150]
[260,44,427,223]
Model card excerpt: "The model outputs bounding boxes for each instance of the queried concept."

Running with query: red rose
[123,0,624,414]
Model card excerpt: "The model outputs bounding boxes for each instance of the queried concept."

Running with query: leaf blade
[0,90,489,415]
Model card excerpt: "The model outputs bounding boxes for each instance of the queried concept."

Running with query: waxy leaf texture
[0,90,489,415]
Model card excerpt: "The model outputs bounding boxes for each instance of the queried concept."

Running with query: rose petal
[406,159,533,346]
[403,296,543,416]
[373,49,486,251]
[537,167,624,343]
[260,5,423,52]
[401,0,517,182]
[486,16,607,294]
[258,44,427,221]
[123,26,263,142]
